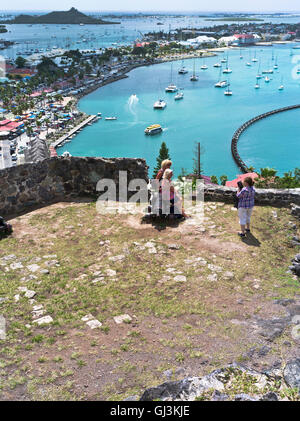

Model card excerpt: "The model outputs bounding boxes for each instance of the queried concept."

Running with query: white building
[0,136,12,170]
[183,35,217,48]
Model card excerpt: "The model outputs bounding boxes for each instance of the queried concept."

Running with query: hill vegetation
[1,7,119,25]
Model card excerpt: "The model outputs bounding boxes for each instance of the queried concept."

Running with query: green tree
[220,175,228,186]
[15,56,27,68]
[153,142,171,178]
[210,175,219,185]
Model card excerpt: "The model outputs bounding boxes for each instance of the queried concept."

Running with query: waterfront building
[0,137,12,169]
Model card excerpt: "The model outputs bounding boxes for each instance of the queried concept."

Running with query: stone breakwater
[231,104,300,173]
[0,157,148,219]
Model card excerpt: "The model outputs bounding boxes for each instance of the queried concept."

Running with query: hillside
[0,200,299,400]
[2,7,119,25]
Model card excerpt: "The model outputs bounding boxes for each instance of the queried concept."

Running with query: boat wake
[127,94,139,118]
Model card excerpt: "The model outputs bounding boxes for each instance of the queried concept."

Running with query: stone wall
[0,157,148,219]
[203,184,300,207]
[1,157,300,219]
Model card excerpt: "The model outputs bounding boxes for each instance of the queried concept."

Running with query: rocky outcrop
[290,254,300,277]
[139,363,300,401]
[291,203,300,220]
[0,157,148,219]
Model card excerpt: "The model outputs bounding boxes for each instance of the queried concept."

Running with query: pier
[231,104,300,173]
[51,115,97,149]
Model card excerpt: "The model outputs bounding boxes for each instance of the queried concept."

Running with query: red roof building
[226,172,258,188]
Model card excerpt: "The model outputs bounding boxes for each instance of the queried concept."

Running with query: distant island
[204,17,264,22]
[2,7,120,25]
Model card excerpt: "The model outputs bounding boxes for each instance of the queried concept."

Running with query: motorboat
[153,100,167,109]
[62,151,72,157]
[144,124,163,135]
[105,117,117,120]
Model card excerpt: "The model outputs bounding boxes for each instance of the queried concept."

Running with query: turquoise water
[2,14,300,59]
[59,45,300,178]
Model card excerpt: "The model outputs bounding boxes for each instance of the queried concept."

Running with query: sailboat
[239,48,243,59]
[256,62,263,79]
[254,77,260,89]
[215,67,228,88]
[252,50,258,63]
[278,77,284,91]
[190,59,199,81]
[221,55,227,63]
[165,64,178,92]
[201,57,208,70]
[274,57,278,70]
[178,61,188,74]
[213,62,221,67]
[174,91,184,100]
[224,81,232,96]
[265,76,270,83]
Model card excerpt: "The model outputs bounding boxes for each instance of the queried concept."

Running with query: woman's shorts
[238,207,253,225]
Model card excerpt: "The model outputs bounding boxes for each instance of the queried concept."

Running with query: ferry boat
[153,100,167,109]
[174,92,184,100]
[144,124,163,135]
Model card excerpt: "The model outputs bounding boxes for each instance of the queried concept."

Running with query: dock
[51,115,97,149]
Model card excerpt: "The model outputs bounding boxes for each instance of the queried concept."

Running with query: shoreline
[56,51,219,150]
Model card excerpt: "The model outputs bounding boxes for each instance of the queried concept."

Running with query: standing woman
[236,177,255,237]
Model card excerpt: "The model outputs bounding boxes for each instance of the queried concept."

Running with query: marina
[58,45,300,178]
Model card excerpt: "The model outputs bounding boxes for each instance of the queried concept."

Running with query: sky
[1,1,300,13]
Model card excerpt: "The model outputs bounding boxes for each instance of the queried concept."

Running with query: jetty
[51,115,97,149]
[231,104,300,173]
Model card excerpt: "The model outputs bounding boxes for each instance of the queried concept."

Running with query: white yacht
[224,83,232,96]
[178,67,188,74]
[105,117,117,120]
[153,99,167,109]
[265,76,270,83]
[278,77,284,90]
[215,79,228,88]
[213,63,221,68]
[174,92,184,100]
[223,67,232,74]
[165,84,178,93]
[166,63,178,92]
[190,59,198,81]
[201,59,208,70]
[62,151,72,157]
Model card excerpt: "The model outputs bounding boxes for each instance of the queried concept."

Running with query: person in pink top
[161,169,188,218]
